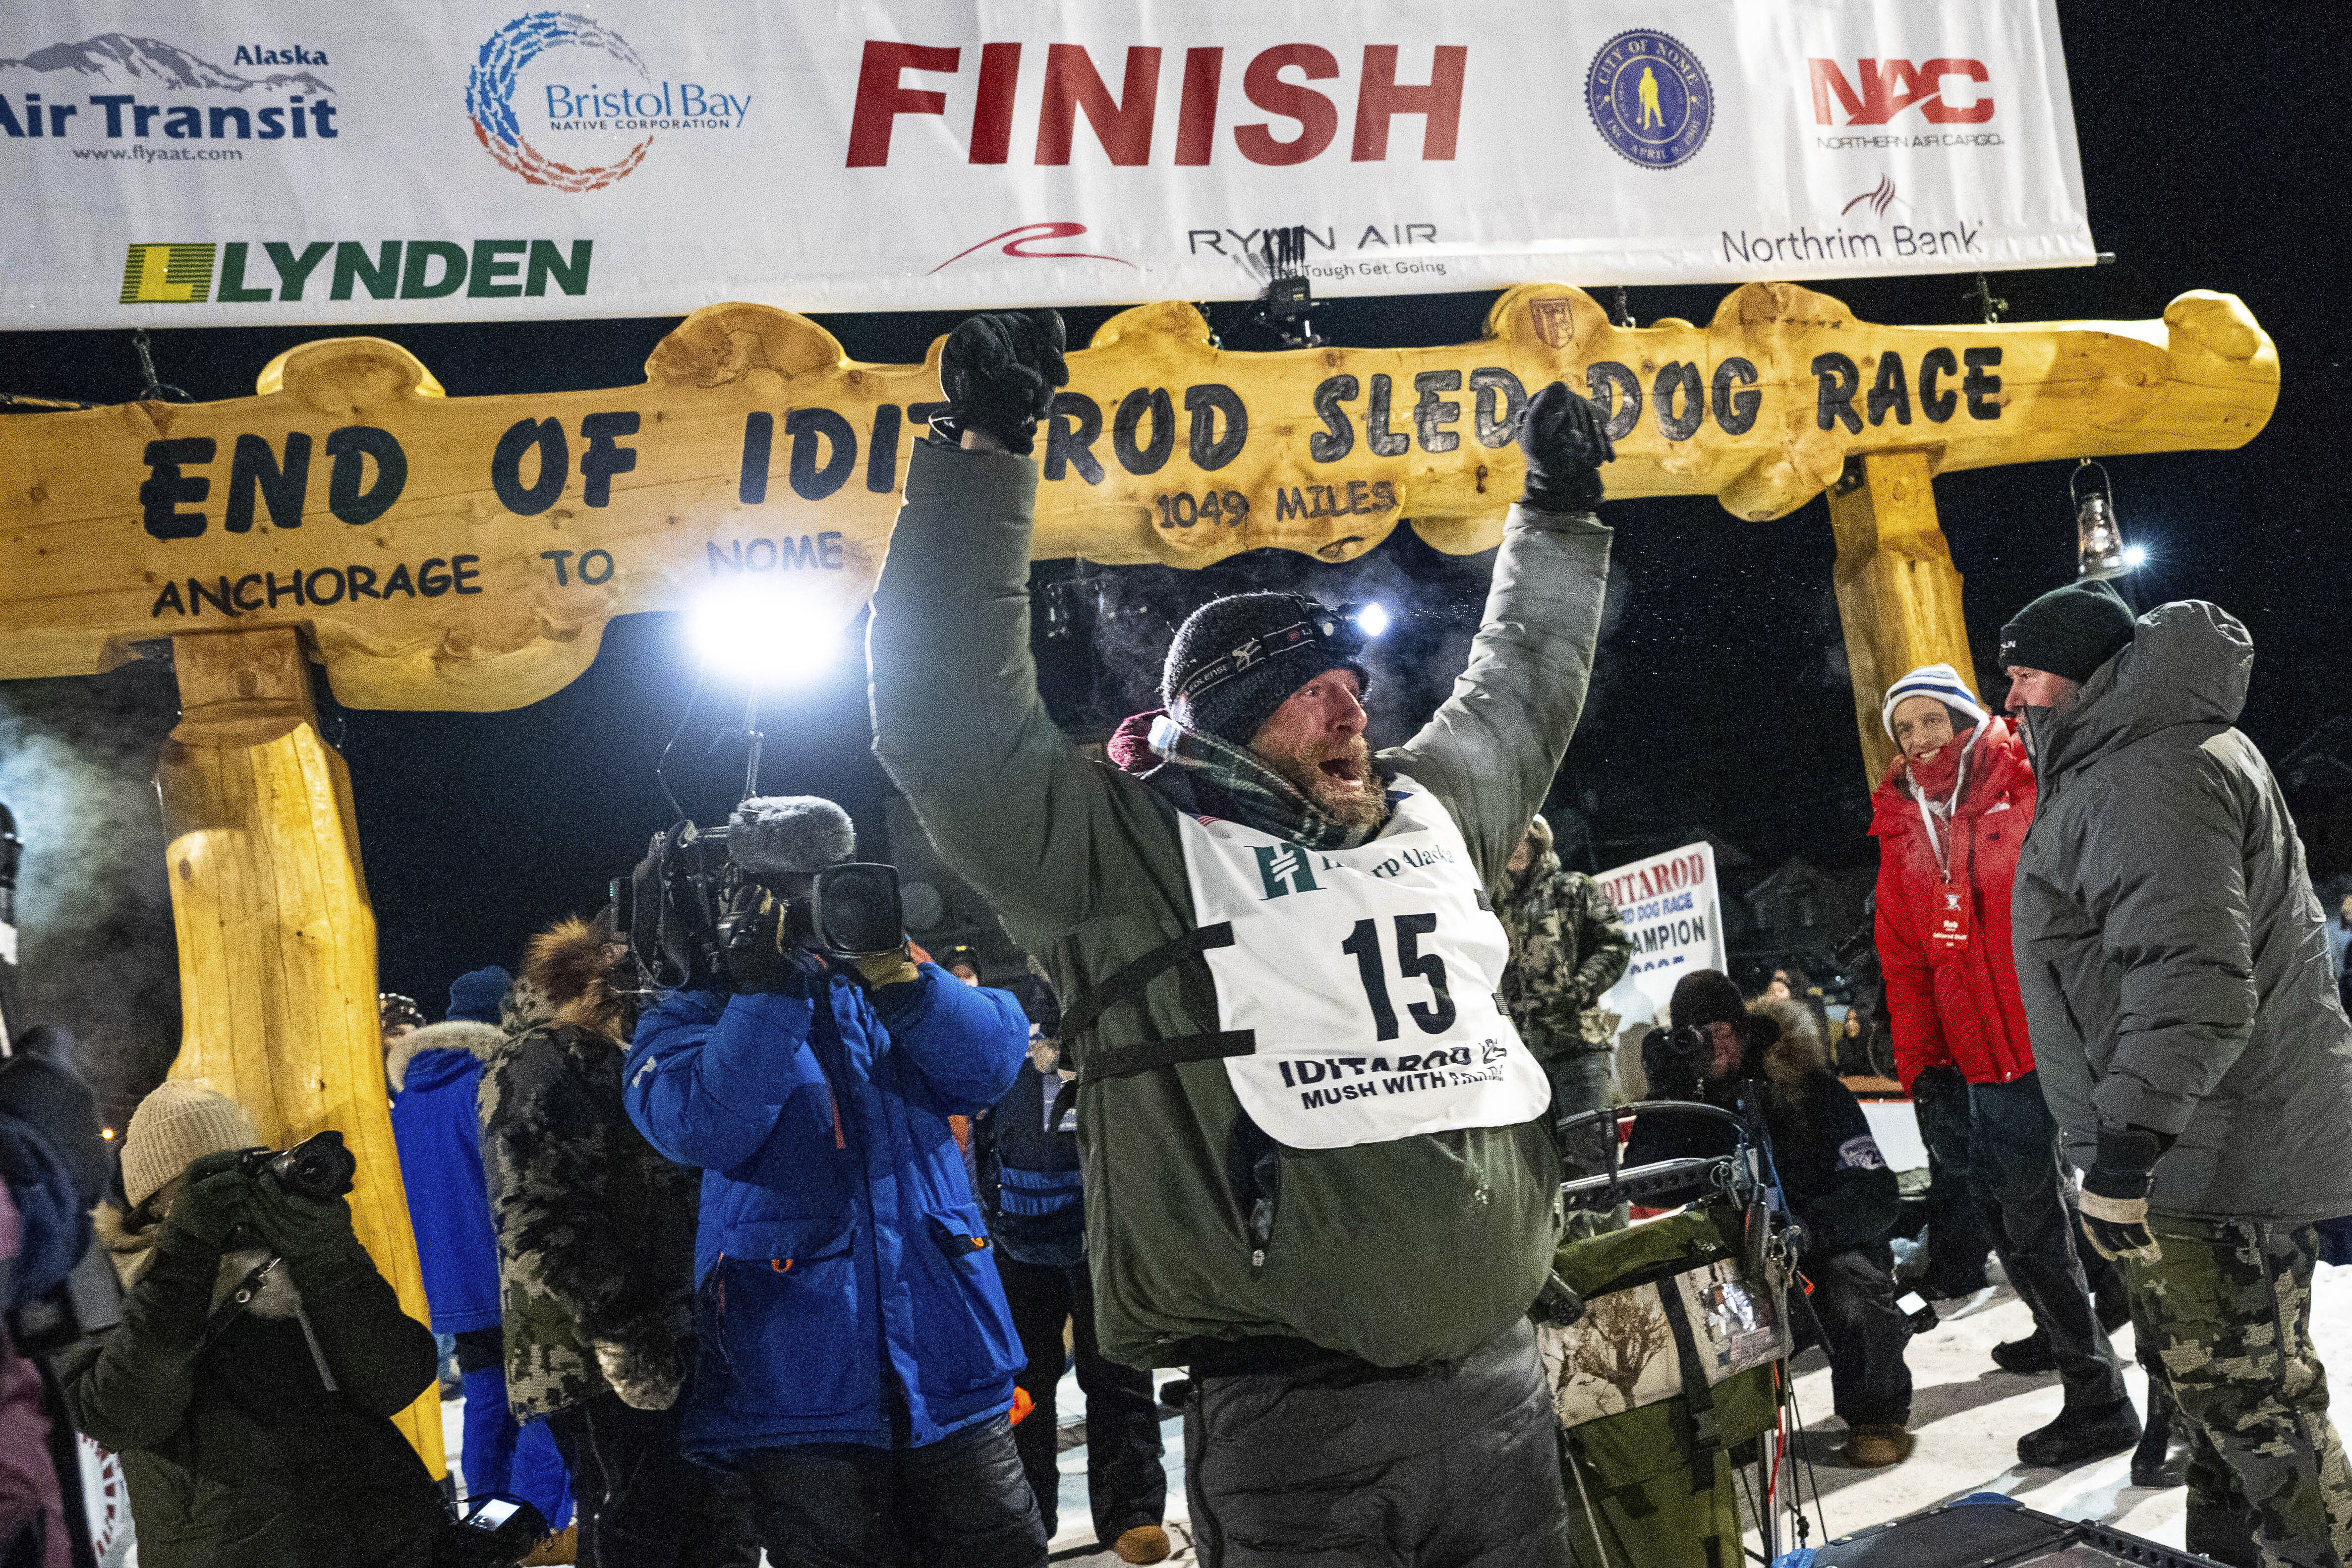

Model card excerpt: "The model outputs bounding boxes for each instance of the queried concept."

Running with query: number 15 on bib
[1176,777,1552,1150]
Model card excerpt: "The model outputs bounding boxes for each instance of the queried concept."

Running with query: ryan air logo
[120,244,216,304]
[467,12,751,194]
[1585,30,1712,170]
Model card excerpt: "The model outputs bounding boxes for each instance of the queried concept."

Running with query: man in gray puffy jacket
[2004,580,2352,1568]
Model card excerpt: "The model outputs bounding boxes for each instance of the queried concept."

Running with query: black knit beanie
[1668,970,1747,1034]
[1161,593,1369,746]
[1998,581,2137,683]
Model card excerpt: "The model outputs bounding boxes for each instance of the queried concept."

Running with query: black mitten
[1517,381,1618,512]
[938,311,1070,455]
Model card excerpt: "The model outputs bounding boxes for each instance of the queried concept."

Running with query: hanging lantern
[2072,459,2130,581]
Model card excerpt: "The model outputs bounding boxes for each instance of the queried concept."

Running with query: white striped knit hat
[1880,663,1989,738]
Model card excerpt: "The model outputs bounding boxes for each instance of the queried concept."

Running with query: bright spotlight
[689,580,841,683]
[1354,602,1391,638]
[2121,545,2149,569]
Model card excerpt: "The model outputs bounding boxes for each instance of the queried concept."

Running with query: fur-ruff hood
[523,916,629,1038]
[95,1201,304,1320]
[1742,995,1829,1106]
[384,1019,504,1094]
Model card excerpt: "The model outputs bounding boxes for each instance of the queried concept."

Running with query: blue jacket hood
[385,1020,506,1334]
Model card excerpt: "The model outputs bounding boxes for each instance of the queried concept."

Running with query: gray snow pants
[1184,1319,1571,1567]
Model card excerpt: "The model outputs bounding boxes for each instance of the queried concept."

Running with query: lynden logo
[118,240,593,305]
[1808,59,1993,126]
[2,32,335,144]
[122,244,216,304]
[469,12,751,194]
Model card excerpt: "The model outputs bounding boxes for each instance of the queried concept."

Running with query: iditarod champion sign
[1594,841,1728,1031]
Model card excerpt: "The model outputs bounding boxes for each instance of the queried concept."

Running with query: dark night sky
[2,4,2345,1113]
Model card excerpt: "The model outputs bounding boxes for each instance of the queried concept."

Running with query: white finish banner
[1,2,2092,327]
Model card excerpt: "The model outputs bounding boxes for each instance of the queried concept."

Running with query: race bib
[1175,775,1550,1150]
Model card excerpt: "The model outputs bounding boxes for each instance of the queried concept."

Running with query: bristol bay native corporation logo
[1585,29,1712,170]
[467,11,752,193]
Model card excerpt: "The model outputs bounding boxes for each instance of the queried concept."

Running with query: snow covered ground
[1032,1263,2352,1564]
[430,1258,2352,1564]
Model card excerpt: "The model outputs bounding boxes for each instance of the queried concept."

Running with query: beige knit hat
[122,1082,260,1208]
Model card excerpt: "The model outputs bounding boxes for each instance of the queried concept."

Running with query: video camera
[614,819,905,993]
[1641,1022,1713,1091]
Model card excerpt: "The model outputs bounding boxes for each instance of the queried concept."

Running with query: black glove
[0,1026,107,1208]
[593,1319,684,1411]
[159,1148,256,1253]
[247,1172,372,1292]
[939,310,1069,455]
[1640,1025,1705,1102]
[1517,381,1617,512]
[717,886,801,995]
[2080,1123,2167,1263]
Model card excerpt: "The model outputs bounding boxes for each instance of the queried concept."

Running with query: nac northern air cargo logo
[467,12,751,193]
[1585,30,1711,170]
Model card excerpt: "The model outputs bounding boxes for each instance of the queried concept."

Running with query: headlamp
[1170,594,1385,713]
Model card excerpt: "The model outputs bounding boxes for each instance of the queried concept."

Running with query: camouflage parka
[1496,815,1633,1060]
[478,1017,699,1421]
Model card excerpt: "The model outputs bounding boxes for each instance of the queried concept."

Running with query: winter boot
[2017,1397,2141,1469]
[2184,1496,2263,1568]
[1840,1424,1916,1469]
[1115,1525,1173,1564]
[1991,1329,2057,1374]
[2131,1379,2189,1488]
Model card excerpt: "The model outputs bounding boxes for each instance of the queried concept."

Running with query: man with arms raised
[868,310,1615,1564]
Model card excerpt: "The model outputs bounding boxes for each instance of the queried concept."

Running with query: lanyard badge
[1929,877,1972,950]
[1911,728,1984,953]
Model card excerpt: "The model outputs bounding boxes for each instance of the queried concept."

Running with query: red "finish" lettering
[846,41,1470,168]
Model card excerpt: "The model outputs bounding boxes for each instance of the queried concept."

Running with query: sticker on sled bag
[1536,1259,1790,1430]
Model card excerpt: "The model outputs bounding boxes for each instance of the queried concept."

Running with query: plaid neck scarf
[1150,721,1388,851]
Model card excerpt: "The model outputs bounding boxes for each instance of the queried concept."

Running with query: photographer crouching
[58,1083,447,1566]
[1624,971,1916,1468]
[622,797,1043,1566]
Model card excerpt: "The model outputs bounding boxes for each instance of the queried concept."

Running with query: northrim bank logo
[467,12,751,193]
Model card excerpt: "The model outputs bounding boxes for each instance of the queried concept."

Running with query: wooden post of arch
[153,625,444,1478]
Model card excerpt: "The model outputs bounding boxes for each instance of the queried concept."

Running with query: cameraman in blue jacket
[623,796,1045,1567]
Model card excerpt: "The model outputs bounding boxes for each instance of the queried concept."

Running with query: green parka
[869,441,1612,1369]
[59,1205,444,1568]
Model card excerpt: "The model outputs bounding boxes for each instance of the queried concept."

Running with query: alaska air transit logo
[1585,29,1712,171]
[468,12,651,193]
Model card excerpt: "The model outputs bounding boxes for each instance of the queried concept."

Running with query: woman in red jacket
[1871,664,2154,1475]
